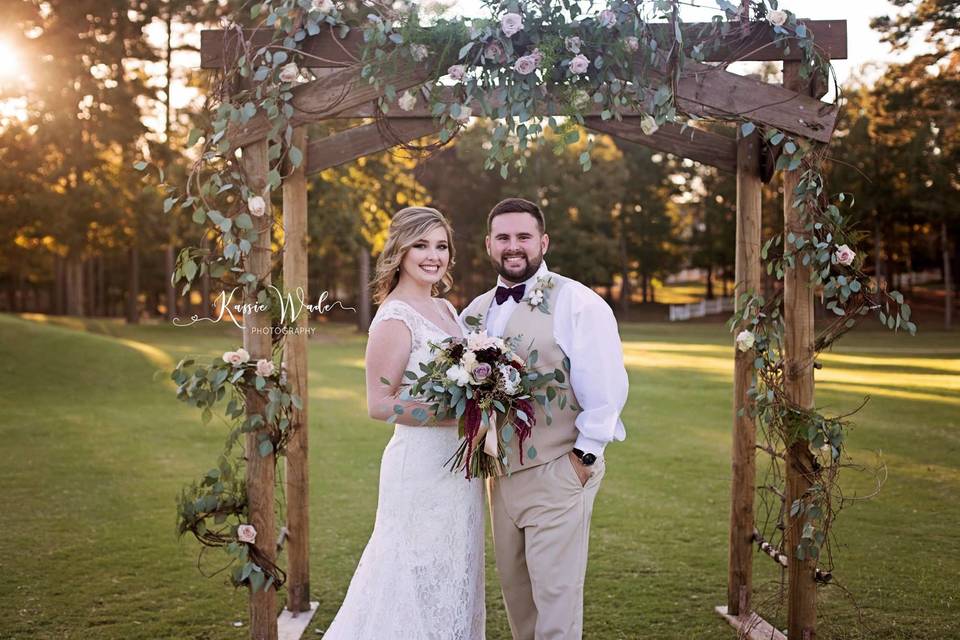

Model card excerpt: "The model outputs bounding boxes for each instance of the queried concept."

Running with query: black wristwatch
[572,448,597,466]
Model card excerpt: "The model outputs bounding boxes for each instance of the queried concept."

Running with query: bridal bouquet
[395,331,570,479]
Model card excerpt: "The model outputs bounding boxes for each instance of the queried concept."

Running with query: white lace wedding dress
[322,299,486,640]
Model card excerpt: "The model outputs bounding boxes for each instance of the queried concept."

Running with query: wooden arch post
[728,123,762,617]
[283,125,312,616]
[239,135,279,640]
[783,60,820,640]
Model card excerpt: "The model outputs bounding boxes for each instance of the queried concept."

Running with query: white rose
[454,105,472,123]
[569,54,590,75]
[256,358,275,377]
[598,9,617,29]
[625,36,639,52]
[529,290,544,306]
[513,54,538,76]
[498,364,521,395]
[279,62,298,83]
[248,194,266,217]
[222,350,236,364]
[447,64,466,81]
[768,10,788,27]
[640,114,659,136]
[446,364,471,387]
[834,244,856,266]
[398,90,416,112]
[501,12,524,37]
[223,348,250,367]
[461,351,478,371]
[565,36,581,54]
[410,44,429,62]
[311,0,335,15]
[735,330,756,352]
[237,524,257,544]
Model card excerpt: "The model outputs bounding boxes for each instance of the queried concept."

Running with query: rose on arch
[735,330,756,352]
[572,89,590,110]
[531,48,544,65]
[625,36,640,52]
[598,9,617,29]
[454,105,473,123]
[834,244,856,266]
[247,195,266,217]
[256,359,275,377]
[237,524,257,544]
[279,62,298,83]
[768,9,788,26]
[501,12,524,37]
[311,0,335,15]
[398,90,417,112]
[513,53,539,76]
[640,114,659,136]
[569,54,590,75]
[410,44,429,62]
[447,64,466,81]
[222,348,251,367]
[484,41,506,63]
[565,36,581,53]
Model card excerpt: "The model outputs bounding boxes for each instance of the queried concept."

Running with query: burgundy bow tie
[495,284,525,305]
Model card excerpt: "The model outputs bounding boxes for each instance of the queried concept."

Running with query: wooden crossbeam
[305,118,438,175]
[584,117,736,172]
[714,606,787,640]
[201,20,846,69]
[226,63,432,151]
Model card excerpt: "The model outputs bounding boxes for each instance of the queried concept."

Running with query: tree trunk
[943,221,953,330]
[165,246,177,320]
[641,271,649,303]
[97,255,106,316]
[358,246,371,331]
[873,218,884,290]
[706,264,715,300]
[64,253,85,317]
[53,254,65,315]
[126,245,140,324]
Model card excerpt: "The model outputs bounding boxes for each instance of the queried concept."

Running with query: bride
[322,206,486,640]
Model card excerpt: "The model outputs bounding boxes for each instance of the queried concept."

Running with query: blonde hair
[371,206,456,304]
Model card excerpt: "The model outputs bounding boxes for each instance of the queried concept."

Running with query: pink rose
[472,362,492,382]
[625,36,639,52]
[834,244,856,266]
[256,358,275,377]
[569,54,590,75]
[279,63,298,83]
[247,195,266,217]
[237,524,257,544]
[447,64,466,81]
[222,348,250,367]
[484,41,506,63]
[599,9,617,29]
[501,12,524,37]
[513,54,538,76]
[531,48,544,65]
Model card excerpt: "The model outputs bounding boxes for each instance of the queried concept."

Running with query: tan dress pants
[487,453,606,640]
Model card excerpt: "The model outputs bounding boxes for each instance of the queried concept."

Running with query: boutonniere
[524,276,554,314]
[464,313,484,330]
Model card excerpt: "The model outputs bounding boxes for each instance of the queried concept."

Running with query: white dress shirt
[461,261,628,458]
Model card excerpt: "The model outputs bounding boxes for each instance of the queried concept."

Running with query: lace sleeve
[368,300,424,353]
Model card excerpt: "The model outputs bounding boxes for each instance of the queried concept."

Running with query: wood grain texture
[305,119,438,175]
[584,117,737,172]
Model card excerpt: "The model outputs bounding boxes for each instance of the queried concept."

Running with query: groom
[460,198,629,640]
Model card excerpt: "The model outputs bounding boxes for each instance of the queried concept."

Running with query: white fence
[669,297,735,321]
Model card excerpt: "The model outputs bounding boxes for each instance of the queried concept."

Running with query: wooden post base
[278,601,320,640]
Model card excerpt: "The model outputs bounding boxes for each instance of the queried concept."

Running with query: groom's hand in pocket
[568,451,591,487]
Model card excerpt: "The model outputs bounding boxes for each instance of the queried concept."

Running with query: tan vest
[463,273,581,475]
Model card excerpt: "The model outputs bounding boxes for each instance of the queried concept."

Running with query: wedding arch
[161,2,911,638]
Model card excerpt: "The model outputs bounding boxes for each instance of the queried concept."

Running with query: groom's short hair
[487,198,545,234]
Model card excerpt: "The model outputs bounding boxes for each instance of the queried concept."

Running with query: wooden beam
[584,118,736,172]
[727,122,762,617]
[307,65,835,143]
[282,126,310,614]
[714,606,787,640]
[200,20,847,69]
[227,63,433,151]
[782,60,818,640]
[305,118,438,175]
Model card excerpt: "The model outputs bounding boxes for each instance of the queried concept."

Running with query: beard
[491,250,543,283]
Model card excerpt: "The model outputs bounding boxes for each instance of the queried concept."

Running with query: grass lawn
[0,312,957,639]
